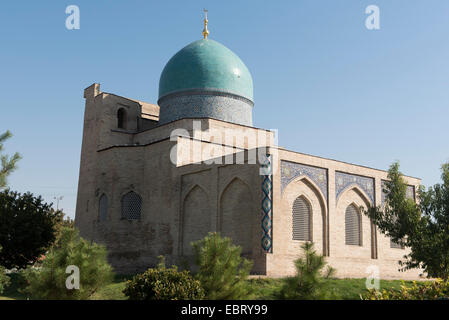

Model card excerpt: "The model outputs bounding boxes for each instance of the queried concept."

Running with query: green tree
[279,242,335,300]
[22,227,114,300]
[0,189,63,269]
[192,232,253,300]
[364,161,449,279]
[0,130,21,189]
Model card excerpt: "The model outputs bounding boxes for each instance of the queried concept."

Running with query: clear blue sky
[1,1,448,218]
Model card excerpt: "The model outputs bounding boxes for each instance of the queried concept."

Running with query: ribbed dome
[158,39,253,102]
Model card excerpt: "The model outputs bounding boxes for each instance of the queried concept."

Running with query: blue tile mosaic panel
[381,180,415,204]
[261,154,273,253]
[281,161,328,201]
[158,91,253,126]
[335,172,374,204]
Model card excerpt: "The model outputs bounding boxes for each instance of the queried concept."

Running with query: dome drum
[158,90,253,126]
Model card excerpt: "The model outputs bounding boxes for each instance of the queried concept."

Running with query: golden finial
[202,9,209,39]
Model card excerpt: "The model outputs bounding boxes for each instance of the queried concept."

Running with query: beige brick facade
[75,83,423,280]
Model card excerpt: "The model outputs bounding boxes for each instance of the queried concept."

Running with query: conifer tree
[192,232,253,300]
[0,131,21,189]
[22,227,114,300]
[279,242,335,300]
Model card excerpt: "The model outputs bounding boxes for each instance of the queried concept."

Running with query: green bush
[279,242,335,300]
[192,232,253,300]
[0,246,10,294]
[363,279,449,300]
[22,227,114,300]
[123,257,204,300]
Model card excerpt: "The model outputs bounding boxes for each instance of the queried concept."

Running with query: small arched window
[121,191,142,220]
[345,204,362,246]
[117,108,127,129]
[292,196,311,241]
[390,239,404,249]
[99,194,108,221]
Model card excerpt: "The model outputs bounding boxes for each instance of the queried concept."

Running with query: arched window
[390,239,404,249]
[117,108,127,129]
[99,194,108,221]
[389,215,404,249]
[345,204,362,246]
[121,191,142,220]
[292,196,311,241]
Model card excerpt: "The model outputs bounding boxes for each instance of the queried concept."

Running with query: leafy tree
[364,161,449,279]
[279,242,335,300]
[22,227,114,300]
[0,189,63,269]
[192,232,253,300]
[0,130,21,189]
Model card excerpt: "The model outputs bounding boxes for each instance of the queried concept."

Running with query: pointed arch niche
[181,185,210,256]
[282,176,328,256]
[219,178,255,256]
[335,185,374,259]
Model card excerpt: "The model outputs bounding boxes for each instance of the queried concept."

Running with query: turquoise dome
[158,39,253,102]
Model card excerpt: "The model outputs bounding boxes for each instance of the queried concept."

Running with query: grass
[245,277,414,300]
[0,273,416,300]
[90,275,131,300]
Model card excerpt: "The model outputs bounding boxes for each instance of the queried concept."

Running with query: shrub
[0,246,10,294]
[279,242,335,300]
[123,256,204,300]
[22,227,114,300]
[363,279,449,300]
[192,232,253,300]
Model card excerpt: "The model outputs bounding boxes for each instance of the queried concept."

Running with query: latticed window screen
[292,197,311,241]
[390,239,404,249]
[121,192,142,220]
[99,194,108,221]
[389,215,405,249]
[345,204,361,246]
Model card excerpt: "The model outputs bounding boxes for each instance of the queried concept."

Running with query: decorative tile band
[335,172,374,204]
[158,93,253,126]
[261,154,273,253]
[158,88,254,106]
[281,161,328,201]
[381,180,415,204]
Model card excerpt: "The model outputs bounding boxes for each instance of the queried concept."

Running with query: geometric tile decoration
[335,171,374,204]
[261,154,273,253]
[381,180,415,205]
[158,91,253,126]
[281,161,328,201]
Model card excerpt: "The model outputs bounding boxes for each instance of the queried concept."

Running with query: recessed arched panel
[182,186,210,256]
[282,175,328,256]
[99,194,108,221]
[219,178,253,255]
